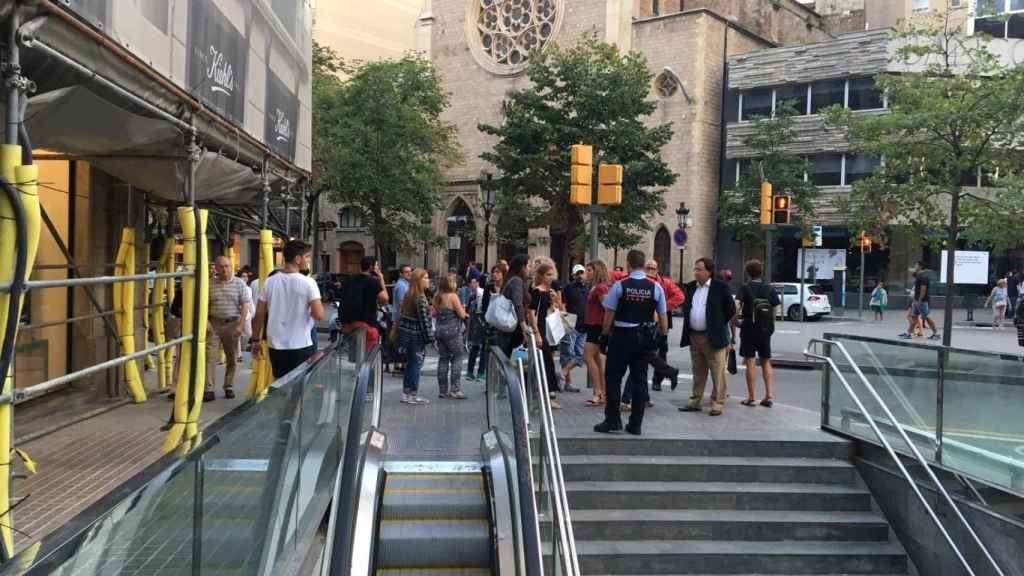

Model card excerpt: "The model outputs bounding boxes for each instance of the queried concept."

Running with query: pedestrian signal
[772,194,790,225]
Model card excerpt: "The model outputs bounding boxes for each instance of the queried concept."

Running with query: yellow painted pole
[185,209,209,442]
[114,228,146,402]
[163,208,197,452]
[163,239,176,387]
[247,229,274,400]
[151,238,174,389]
[0,148,41,556]
[143,242,154,372]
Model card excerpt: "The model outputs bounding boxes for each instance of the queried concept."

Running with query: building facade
[405,0,855,282]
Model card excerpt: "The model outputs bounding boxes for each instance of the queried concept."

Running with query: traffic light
[772,194,791,225]
[570,144,593,205]
[760,182,773,225]
[860,232,873,253]
[598,163,623,205]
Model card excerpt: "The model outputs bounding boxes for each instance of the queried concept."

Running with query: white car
[770,282,832,321]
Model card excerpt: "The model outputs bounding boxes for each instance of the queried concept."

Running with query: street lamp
[481,172,495,274]
[675,202,693,285]
[446,215,468,272]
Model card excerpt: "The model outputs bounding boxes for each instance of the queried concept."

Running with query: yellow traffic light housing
[772,194,791,225]
[570,144,593,205]
[598,163,623,205]
[760,182,773,225]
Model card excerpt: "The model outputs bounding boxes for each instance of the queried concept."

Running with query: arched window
[338,207,364,230]
[655,71,679,98]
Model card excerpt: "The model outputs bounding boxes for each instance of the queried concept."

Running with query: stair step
[560,455,856,484]
[569,509,890,542]
[566,481,872,511]
[574,540,907,574]
[377,519,491,569]
[557,436,854,459]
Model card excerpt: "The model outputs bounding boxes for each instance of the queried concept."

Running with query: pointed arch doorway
[654,226,671,277]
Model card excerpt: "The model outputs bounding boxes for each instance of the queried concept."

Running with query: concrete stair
[560,436,909,575]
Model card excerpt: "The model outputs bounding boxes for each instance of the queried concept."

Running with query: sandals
[549,396,562,410]
[585,396,603,406]
[760,398,774,408]
[741,398,757,407]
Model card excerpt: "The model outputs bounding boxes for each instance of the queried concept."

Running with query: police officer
[594,249,669,436]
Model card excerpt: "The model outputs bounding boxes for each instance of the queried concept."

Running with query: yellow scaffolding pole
[143,242,154,372]
[246,229,274,400]
[113,228,147,402]
[151,238,175,389]
[0,145,41,556]
[162,207,208,452]
[163,238,176,388]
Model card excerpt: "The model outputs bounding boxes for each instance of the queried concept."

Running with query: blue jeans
[559,329,586,368]
[402,343,425,394]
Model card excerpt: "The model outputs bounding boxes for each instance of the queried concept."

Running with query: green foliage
[719,100,819,247]
[479,36,677,251]
[824,20,1024,252]
[313,43,462,255]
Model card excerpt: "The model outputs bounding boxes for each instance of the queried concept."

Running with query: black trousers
[604,327,649,428]
[624,334,675,403]
[269,345,316,379]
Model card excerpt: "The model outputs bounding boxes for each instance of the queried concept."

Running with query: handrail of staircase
[805,337,1005,576]
[523,331,581,576]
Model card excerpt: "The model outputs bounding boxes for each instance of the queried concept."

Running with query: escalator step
[385,472,484,490]
[375,570,492,576]
[377,519,491,569]
[382,473,488,520]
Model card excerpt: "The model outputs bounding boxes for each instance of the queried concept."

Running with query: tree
[314,44,462,257]
[479,36,676,257]
[826,15,1024,345]
[719,100,819,250]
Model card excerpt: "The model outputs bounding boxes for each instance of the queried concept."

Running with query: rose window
[469,0,562,74]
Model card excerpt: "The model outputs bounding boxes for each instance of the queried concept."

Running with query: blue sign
[673,227,688,247]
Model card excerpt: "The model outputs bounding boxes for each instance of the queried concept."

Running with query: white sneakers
[401,393,430,405]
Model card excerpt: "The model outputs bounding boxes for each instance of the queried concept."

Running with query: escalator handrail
[325,340,383,576]
[1,334,351,575]
[486,346,543,576]
[522,331,580,575]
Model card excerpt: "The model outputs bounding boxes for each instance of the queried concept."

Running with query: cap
[572,264,586,276]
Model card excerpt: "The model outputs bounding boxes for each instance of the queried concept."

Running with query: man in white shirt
[679,258,735,416]
[251,240,326,378]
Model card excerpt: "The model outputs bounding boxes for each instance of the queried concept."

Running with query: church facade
[400,0,858,281]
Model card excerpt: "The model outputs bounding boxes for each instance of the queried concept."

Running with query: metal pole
[192,454,205,576]
[589,206,599,262]
[678,248,684,285]
[936,348,945,464]
[187,129,201,417]
[6,10,22,146]
[799,248,806,323]
[299,186,307,240]
[764,228,773,284]
[311,191,320,274]
[859,245,865,318]
[284,195,291,239]
[261,161,270,229]
[483,214,491,276]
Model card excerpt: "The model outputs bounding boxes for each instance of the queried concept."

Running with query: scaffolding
[0,1,315,562]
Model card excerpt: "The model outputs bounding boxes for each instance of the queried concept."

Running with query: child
[869,281,888,321]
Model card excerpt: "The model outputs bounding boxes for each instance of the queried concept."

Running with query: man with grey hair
[206,255,250,401]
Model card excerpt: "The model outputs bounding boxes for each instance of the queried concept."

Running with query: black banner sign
[264,69,298,161]
[187,2,248,125]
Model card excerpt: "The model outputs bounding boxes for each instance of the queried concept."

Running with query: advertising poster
[265,70,299,161]
[797,249,847,281]
[187,1,249,125]
[939,250,989,284]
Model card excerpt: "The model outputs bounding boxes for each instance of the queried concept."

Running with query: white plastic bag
[485,294,518,333]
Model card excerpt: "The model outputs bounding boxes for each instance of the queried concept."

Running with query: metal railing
[805,337,1006,576]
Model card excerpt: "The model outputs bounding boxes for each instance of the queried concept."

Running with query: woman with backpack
[395,269,434,405]
[434,275,470,399]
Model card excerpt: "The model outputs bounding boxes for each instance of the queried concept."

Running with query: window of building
[914,0,929,11]
[140,0,169,32]
[959,167,980,187]
[740,88,772,121]
[810,153,843,186]
[847,77,884,110]
[775,84,809,116]
[1009,14,1024,38]
[338,207,363,230]
[950,0,962,6]
[655,71,679,98]
[722,159,738,189]
[811,79,846,114]
[975,16,1007,37]
[738,158,755,181]
[845,154,881,184]
[1013,0,1024,11]
[724,88,740,123]
[977,0,1003,16]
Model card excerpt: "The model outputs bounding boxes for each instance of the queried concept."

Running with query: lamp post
[675,202,693,285]
[481,172,495,274]
[446,215,468,272]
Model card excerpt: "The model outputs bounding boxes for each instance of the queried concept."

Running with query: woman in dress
[434,275,470,399]
[396,269,434,405]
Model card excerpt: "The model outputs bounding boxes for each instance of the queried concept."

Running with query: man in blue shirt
[391,265,412,323]
[594,250,669,435]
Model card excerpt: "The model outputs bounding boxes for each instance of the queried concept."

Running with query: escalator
[0,331,576,575]
[323,337,578,576]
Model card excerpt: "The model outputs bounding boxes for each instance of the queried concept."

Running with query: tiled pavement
[12,359,251,554]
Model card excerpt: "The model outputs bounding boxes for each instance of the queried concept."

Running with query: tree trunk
[941,191,959,347]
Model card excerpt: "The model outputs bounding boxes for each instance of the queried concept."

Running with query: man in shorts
[735,260,781,407]
[901,261,940,340]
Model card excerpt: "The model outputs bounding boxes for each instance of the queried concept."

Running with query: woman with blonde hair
[583,260,610,406]
[434,274,470,398]
[396,268,434,404]
[985,278,1009,329]
[528,260,564,409]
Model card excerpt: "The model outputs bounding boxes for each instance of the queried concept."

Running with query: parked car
[771,282,832,321]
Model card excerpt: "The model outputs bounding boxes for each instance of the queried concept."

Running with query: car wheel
[787,305,802,321]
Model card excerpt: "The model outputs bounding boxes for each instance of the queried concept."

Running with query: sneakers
[224,389,236,400]
[928,334,942,340]
[203,391,215,402]
[449,391,467,400]
[401,393,430,405]
[898,333,912,339]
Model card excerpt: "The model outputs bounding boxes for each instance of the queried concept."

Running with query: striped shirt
[209,275,251,320]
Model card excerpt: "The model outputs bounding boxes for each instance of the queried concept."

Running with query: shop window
[811,79,845,114]
[741,88,772,121]
[974,17,1005,37]
[1008,14,1024,38]
[847,77,884,110]
[810,153,843,186]
[775,84,809,116]
[846,154,881,184]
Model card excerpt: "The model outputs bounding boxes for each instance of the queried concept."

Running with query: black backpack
[750,283,775,337]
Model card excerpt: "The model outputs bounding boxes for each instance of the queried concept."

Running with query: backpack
[750,283,775,337]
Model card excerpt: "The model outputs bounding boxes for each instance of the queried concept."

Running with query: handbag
[545,309,566,345]
[485,294,518,333]
[727,348,738,375]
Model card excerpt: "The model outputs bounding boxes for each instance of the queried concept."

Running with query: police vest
[614,277,658,324]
